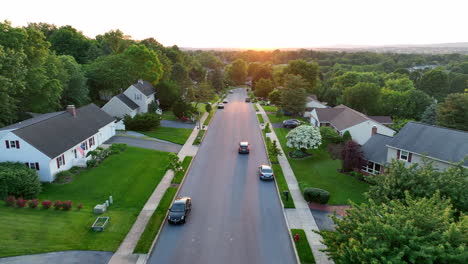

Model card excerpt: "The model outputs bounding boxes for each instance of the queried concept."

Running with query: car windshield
[170,203,185,212]
[262,168,273,173]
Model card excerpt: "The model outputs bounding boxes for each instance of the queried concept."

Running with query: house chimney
[138,79,144,84]
[67,105,76,117]
[371,125,377,136]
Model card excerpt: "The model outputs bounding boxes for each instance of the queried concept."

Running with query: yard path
[105,136,181,153]
[257,104,334,264]
[107,113,207,264]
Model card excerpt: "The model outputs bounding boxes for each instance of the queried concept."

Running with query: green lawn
[193,129,206,145]
[0,147,171,257]
[253,104,259,111]
[267,114,294,123]
[203,108,216,126]
[161,110,178,121]
[172,156,193,184]
[140,127,192,145]
[257,113,265,124]
[192,103,207,114]
[262,105,277,112]
[133,187,177,253]
[291,229,316,264]
[274,128,368,205]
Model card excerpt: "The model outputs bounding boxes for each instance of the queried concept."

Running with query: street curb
[257,103,301,264]
[143,154,197,263]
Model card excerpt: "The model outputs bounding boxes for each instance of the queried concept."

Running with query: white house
[362,122,468,174]
[102,80,156,118]
[310,104,395,145]
[303,95,328,118]
[0,104,116,182]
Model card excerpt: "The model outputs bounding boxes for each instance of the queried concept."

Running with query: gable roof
[314,105,392,131]
[0,111,64,131]
[132,80,155,96]
[362,134,394,164]
[388,122,468,166]
[116,93,139,110]
[12,104,115,158]
[368,116,393,125]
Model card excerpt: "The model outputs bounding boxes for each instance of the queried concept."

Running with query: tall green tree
[280,74,307,114]
[421,103,437,125]
[209,68,225,92]
[155,80,180,110]
[284,59,319,93]
[254,78,275,98]
[58,55,89,107]
[419,67,449,100]
[251,63,273,87]
[227,58,247,85]
[320,193,467,263]
[384,77,414,91]
[437,93,468,131]
[196,51,223,69]
[48,25,97,63]
[342,82,381,114]
[96,29,133,54]
[268,89,282,105]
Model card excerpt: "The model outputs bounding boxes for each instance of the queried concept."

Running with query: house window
[362,161,382,175]
[56,154,65,168]
[5,140,20,149]
[10,141,16,148]
[29,162,40,170]
[73,149,77,158]
[134,94,142,100]
[88,137,95,147]
[399,150,409,161]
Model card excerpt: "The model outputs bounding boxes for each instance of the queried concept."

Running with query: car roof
[240,141,249,146]
[174,197,190,204]
[260,165,272,170]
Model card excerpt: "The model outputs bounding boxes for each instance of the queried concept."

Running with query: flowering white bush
[286,125,322,152]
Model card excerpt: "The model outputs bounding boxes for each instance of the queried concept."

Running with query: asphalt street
[148,88,296,264]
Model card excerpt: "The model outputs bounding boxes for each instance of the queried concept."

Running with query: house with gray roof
[102,79,157,119]
[362,122,468,174]
[303,95,328,118]
[0,104,116,182]
[310,104,395,145]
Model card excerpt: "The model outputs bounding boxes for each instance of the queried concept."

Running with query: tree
[404,89,433,119]
[268,89,282,105]
[58,55,89,107]
[280,74,307,114]
[96,29,133,54]
[170,62,192,89]
[196,51,223,69]
[166,153,183,174]
[286,125,322,154]
[172,99,195,119]
[341,140,364,172]
[155,80,180,110]
[0,162,42,199]
[283,59,319,93]
[421,103,437,125]
[449,72,468,94]
[227,58,247,85]
[209,68,225,92]
[48,25,96,63]
[366,160,468,212]
[123,44,163,84]
[320,193,467,264]
[254,78,274,98]
[384,77,414,91]
[251,63,273,87]
[269,140,282,157]
[342,82,381,114]
[342,131,352,142]
[437,93,468,131]
[123,113,161,131]
[319,127,342,144]
[419,67,449,100]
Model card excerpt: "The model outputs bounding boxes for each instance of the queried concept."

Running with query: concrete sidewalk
[108,113,208,264]
[257,104,334,264]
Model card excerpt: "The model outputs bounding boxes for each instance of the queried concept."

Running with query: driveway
[147,88,296,264]
[105,136,182,153]
[0,251,113,264]
[161,120,196,129]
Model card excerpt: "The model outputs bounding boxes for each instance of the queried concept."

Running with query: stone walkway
[108,113,208,264]
[257,104,334,264]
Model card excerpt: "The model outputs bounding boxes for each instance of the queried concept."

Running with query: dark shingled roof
[0,111,64,131]
[12,104,115,158]
[133,80,155,96]
[116,93,139,110]
[388,122,468,166]
[369,116,393,124]
[362,134,394,164]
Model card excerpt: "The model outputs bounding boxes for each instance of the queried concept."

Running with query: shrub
[264,123,271,133]
[77,204,83,211]
[16,198,27,208]
[341,140,365,172]
[28,199,39,208]
[304,188,330,204]
[172,100,195,119]
[0,162,42,199]
[53,201,63,210]
[62,201,73,211]
[109,143,127,154]
[124,112,161,131]
[55,170,73,178]
[69,166,81,174]
[42,200,52,209]
[5,196,16,207]
[205,103,212,112]
[320,126,343,144]
[86,159,98,168]
[342,130,352,142]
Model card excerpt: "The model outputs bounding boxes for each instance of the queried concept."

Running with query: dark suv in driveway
[283,119,301,128]
[168,197,191,224]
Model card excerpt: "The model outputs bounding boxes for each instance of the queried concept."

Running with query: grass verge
[140,127,192,145]
[0,147,171,257]
[257,113,265,124]
[171,156,193,184]
[274,128,368,204]
[291,229,316,264]
[192,130,206,145]
[133,187,178,253]
[203,108,216,126]
[262,105,277,112]
[253,104,259,111]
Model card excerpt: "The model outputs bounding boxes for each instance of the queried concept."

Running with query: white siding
[342,121,395,145]
[309,109,320,127]
[387,147,462,170]
[102,96,136,118]
[124,86,148,113]
[0,132,53,182]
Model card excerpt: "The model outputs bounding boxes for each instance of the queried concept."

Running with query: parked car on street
[229,91,234,94]
[223,99,229,103]
[238,142,250,154]
[218,103,224,109]
[258,165,274,180]
[168,197,192,224]
[245,98,251,102]
[283,119,301,128]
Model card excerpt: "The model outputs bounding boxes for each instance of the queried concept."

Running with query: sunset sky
[1,0,467,49]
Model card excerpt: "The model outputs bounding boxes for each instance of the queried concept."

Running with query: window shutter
[5,140,9,149]
[16,140,20,149]
[57,158,60,168]
[397,150,400,159]
[408,153,412,163]
[62,154,65,165]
